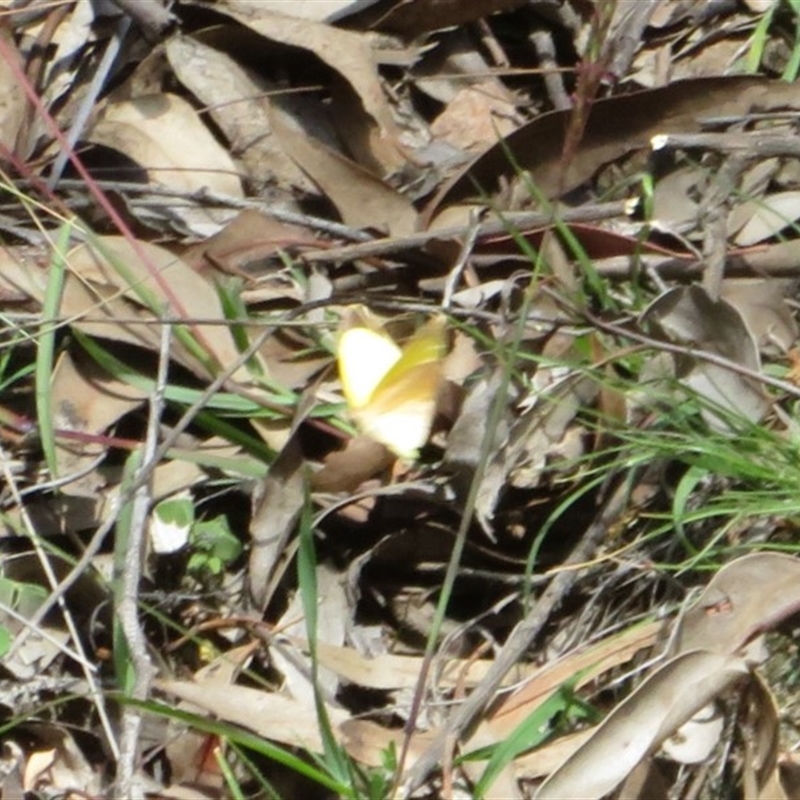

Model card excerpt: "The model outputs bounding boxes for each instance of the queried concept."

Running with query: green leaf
[192,516,242,565]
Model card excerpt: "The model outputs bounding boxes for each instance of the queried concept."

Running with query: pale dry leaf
[671,552,800,657]
[6,492,114,538]
[270,102,417,235]
[156,678,348,753]
[64,235,253,381]
[0,29,26,154]
[49,349,147,495]
[669,33,751,80]
[730,191,800,246]
[88,94,243,234]
[0,553,105,681]
[741,671,780,796]
[289,635,541,691]
[454,372,596,532]
[431,84,518,153]
[742,0,779,11]
[248,433,305,611]
[22,727,102,796]
[413,27,507,104]
[534,651,749,800]
[150,448,229,502]
[340,719,437,769]
[165,32,312,193]
[660,703,724,764]
[720,278,798,352]
[191,0,400,147]
[641,285,768,430]
[649,0,702,28]
[36,0,105,115]
[614,759,671,800]
[271,565,347,707]
[513,728,596,782]
[652,165,705,229]
[181,208,315,283]
[486,622,662,741]
[165,644,254,794]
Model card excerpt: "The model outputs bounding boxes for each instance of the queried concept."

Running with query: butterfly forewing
[338,327,401,409]
[371,316,447,396]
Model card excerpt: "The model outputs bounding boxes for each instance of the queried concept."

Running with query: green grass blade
[36,222,72,479]
[297,485,357,795]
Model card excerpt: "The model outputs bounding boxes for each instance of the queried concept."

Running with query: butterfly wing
[356,316,447,457]
[355,361,443,458]
[337,327,401,409]
[371,316,447,393]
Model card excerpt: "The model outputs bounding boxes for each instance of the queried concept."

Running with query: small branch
[652,131,800,159]
[529,30,571,111]
[401,483,627,794]
[580,307,800,403]
[114,318,170,797]
[302,201,631,262]
[48,15,132,188]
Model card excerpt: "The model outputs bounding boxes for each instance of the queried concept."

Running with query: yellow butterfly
[337,313,447,458]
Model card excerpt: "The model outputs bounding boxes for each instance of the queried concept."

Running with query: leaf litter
[5,1,800,797]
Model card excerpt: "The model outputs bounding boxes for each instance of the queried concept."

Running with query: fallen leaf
[88,94,243,234]
[271,103,417,236]
[641,284,769,430]
[425,77,800,225]
[534,651,749,800]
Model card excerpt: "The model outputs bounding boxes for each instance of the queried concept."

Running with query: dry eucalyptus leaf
[0,30,26,154]
[652,165,705,229]
[248,432,305,611]
[426,76,800,224]
[49,349,146,495]
[64,235,253,382]
[720,278,798,352]
[671,552,800,657]
[36,0,110,116]
[741,671,781,797]
[270,566,347,707]
[641,284,769,430]
[156,678,348,754]
[21,726,103,796]
[341,719,436,770]
[534,651,749,800]
[487,622,661,741]
[292,635,538,692]
[730,191,800,246]
[88,94,243,234]
[312,435,395,493]
[446,369,597,531]
[165,32,312,194]
[190,0,401,149]
[270,103,417,236]
[742,0,779,11]
[660,702,724,764]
